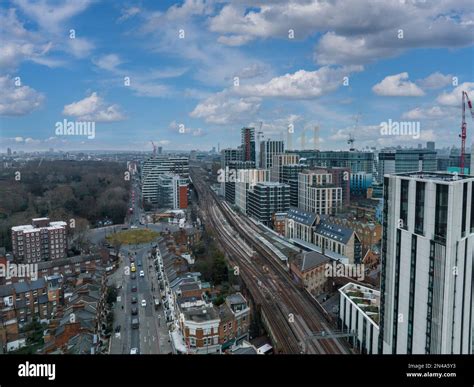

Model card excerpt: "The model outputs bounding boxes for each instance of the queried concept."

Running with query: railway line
[190,166,352,354]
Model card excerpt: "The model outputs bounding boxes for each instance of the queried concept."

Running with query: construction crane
[150,141,157,157]
[348,113,359,151]
[460,91,474,172]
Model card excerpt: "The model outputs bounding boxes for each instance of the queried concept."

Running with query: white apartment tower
[234,169,269,214]
[379,172,474,354]
[297,170,342,215]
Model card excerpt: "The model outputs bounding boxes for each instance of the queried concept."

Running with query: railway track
[191,166,351,354]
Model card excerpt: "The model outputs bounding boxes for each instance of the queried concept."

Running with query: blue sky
[1,0,473,152]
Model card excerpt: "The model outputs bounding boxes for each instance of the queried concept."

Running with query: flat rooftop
[393,172,474,182]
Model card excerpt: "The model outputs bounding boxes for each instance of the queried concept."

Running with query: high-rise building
[12,218,67,263]
[156,174,189,209]
[350,172,373,197]
[241,127,256,163]
[141,156,189,204]
[223,160,256,204]
[298,170,342,215]
[281,164,306,207]
[312,167,351,207]
[426,141,435,151]
[377,149,436,181]
[235,169,269,214]
[7,147,12,156]
[270,154,300,182]
[260,140,284,169]
[379,172,474,354]
[247,182,290,226]
[305,151,375,175]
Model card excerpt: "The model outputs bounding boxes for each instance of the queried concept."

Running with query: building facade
[247,182,290,226]
[234,169,269,214]
[379,172,474,354]
[12,218,67,263]
[260,140,284,169]
[298,171,342,215]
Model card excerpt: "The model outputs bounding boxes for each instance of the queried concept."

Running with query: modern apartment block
[298,170,342,215]
[223,160,256,204]
[220,148,243,169]
[281,164,306,207]
[351,172,374,197]
[234,169,269,215]
[247,182,290,226]
[377,149,436,182]
[241,127,256,163]
[157,174,189,209]
[306,151,375,175]
[379,172,474,354]
[141,156,189,204]
[12,218,67,263]
[260,140,284,169]
[270,154,300,182]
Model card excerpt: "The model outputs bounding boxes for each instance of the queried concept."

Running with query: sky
[1,0,473,152]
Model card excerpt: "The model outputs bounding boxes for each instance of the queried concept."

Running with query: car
[141,300,147,307]
[139,270,145,277]
[130,348,139,355]
[131,273,136,280]
[131,318,139,329]
[131,307,138,315]
[131,266,136,273]
[114,325,121,333]
[131,297,137,304]
[137,261,142,267]
[131,285,137,292]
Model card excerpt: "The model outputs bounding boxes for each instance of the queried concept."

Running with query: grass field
[106,229,159,245]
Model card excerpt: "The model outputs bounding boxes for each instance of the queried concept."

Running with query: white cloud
[372,73,425,97]
[0,75,44,116]
[62,92,126,122]
[117,6,141,23]
[236,66,362,99]
[13,0,92,34]
[417,72,453,89]
[436,82,474,107]
[67,37,95,58]
[190,92,261,125]
[402,106,447,120]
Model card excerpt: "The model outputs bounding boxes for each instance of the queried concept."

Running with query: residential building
[12,218,67,263]
[379,172,474,354]
[272,212,287,236]
[260,140,284,169]
[305,151,375,175]
[270,154,300,182]
[234,169,269,214]
[351,172,373,197]
[247,182,290,226]
[377,149,436,182]
[223,160,257,204]
[157,174,189,209]
[339,282,380,354]
[281,164,306,207]
[314,219,362,264]
[241,127,256,163]
[141,156,189,204]
[298,170,342,215]
[290,251,330,295]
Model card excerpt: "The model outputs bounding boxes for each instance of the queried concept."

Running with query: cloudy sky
[1,0,473,152]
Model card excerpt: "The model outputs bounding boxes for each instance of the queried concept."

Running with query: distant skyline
[1,0,473,152]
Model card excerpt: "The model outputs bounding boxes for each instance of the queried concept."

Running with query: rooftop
[394,171,474,182]
[295,251,330,272]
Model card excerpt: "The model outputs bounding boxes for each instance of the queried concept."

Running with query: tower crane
[460,91,474,172]
[150,141,157,157]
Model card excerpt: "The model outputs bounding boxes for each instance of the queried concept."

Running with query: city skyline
[1,0,474,152]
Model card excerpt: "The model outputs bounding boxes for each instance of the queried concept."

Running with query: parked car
[131,296,137,304]
[131,318,139,329]
[114,325,121,333]
[139,270,145,277]
[141,300,147,307]
[131,285,137,292]
[131,307,138,315]
[131,273,136,280]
